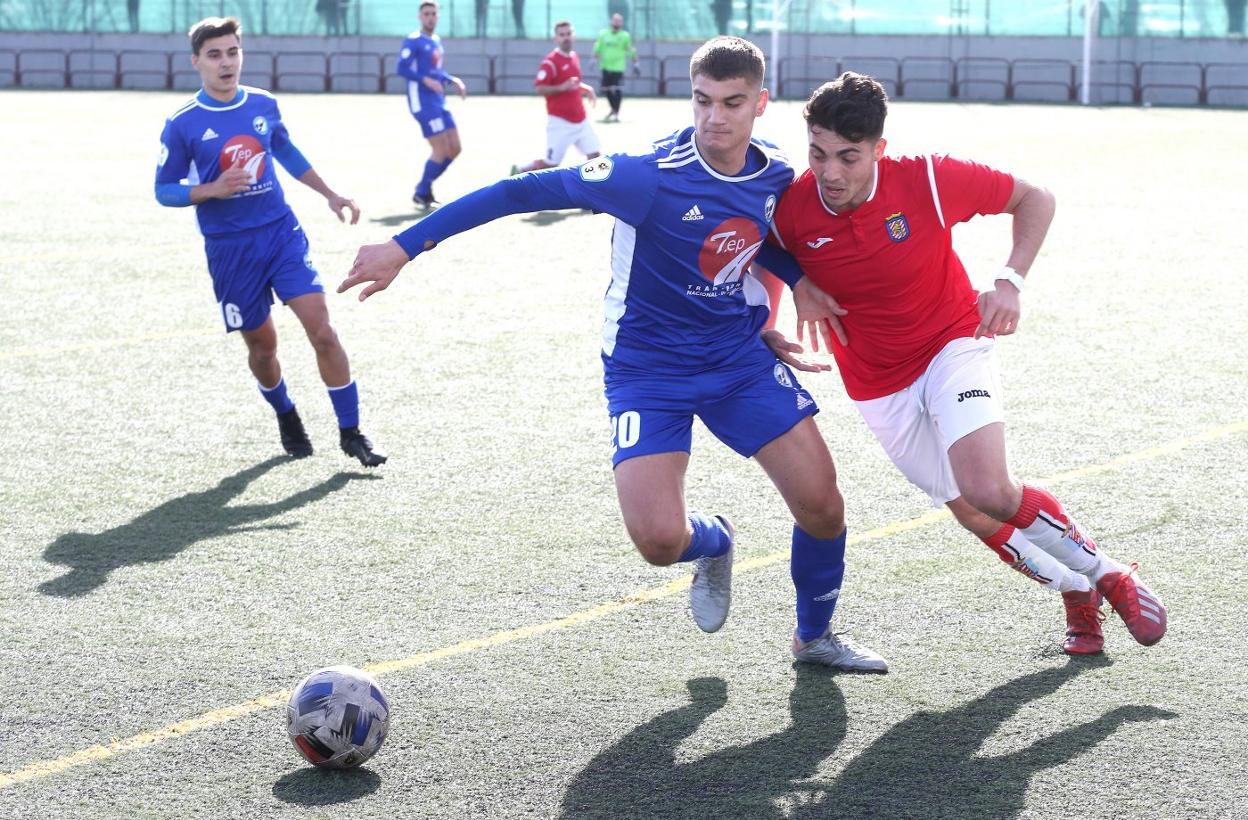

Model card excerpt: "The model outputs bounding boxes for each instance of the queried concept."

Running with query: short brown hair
[189,16,241,55]
[804,72,889,142]
[554,20,572,32]
[689,36,765,87]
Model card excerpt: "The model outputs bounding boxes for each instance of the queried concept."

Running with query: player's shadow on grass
[39,457,377,598]
[370,211,433,227]
[559,666,848,819]
[562,658,1177,820]
[794,657,1177,820]
[272,766,382,805]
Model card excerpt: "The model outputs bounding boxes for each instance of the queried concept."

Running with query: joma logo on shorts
[956,389,991,402]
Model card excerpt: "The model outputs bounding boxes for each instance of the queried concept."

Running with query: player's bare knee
[795,498,845,540]
[632,529,687,566]
[961,482,1016,523]
[307,323,341,353]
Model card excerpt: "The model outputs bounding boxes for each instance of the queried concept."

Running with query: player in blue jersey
[340,37,887,671]
[396,1,467,209]
[154,17,385,467]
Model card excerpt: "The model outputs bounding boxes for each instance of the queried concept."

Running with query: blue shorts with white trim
[604,344,819,467]
[203,211,323,333]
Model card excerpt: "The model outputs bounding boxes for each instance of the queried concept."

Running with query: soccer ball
[286,665,391,769]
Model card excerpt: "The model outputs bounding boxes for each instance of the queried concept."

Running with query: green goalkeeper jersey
[593,29,636,72]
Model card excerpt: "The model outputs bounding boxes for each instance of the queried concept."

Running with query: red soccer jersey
[535,48,586,123]
[770,155,1015,400]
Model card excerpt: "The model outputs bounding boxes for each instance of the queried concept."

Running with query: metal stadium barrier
[3,46,1246,109]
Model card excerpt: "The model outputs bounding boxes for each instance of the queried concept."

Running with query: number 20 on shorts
[611,411,641,455]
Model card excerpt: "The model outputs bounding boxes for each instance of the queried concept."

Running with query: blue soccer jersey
[396,32,451,117]
[156,86,298,236]
[565,127,793,374]
[393,126,794,374]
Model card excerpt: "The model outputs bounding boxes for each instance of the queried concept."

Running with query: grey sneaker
[792,629,889,673]
[689,516,734,633]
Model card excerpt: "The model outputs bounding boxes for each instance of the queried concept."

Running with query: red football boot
[1062,589,1105,655]
[1097,563,1167,646]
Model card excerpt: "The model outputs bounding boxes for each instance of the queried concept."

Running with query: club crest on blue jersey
[252,115,269,135]
[764,194,776,223]
[885,212,910,242]
[773,363,793,388]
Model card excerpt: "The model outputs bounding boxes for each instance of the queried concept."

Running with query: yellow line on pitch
[1,420,1244,791]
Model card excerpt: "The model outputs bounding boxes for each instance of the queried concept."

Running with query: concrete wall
[2,30,1245,105]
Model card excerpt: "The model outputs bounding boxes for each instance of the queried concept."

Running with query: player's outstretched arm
[339,170,589,302]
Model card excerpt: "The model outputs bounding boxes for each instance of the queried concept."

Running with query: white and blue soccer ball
[286,665,391,769]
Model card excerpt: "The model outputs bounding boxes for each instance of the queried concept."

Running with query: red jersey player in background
[762,72,1167,656]
[511,20,601,173]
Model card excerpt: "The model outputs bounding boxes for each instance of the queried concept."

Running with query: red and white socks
[982,524,1092,593]
[1006,485,1125,582]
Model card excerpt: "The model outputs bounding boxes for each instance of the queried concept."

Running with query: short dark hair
[419,2,437,10]
[689,36,765,87]
[189,16,241,56]
[804,72,889,143]
[554,20,572,32]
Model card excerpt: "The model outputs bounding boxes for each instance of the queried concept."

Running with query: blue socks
[678,512,732,563]
[327,381,360,429]
[416,157,454,197]
[791,525,847,642]
[259,377,294,415]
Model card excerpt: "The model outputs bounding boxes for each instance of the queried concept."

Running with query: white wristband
[995,267,1025,293]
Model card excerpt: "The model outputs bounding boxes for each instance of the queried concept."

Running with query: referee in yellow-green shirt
[592,13,639,122]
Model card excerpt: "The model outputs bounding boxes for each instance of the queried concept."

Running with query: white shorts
[854,336,1005,506]
[545,115,601,165]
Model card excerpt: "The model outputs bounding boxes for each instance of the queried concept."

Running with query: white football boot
[689,516,734,633]
[792,629,889,673]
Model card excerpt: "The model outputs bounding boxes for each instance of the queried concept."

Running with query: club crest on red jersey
[885,212,910,242]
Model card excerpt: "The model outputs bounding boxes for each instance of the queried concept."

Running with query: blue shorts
[415,107,456,139]
[203,211,324,333]
[605,348,820,467]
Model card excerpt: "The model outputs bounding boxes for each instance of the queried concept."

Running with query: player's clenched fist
[339,240,411,301]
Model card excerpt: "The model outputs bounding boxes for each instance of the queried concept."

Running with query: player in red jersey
[763,72,1167,654]
[511,20,601,173]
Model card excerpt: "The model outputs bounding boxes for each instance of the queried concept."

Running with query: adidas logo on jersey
[681,204,704,222]
[201,128,219,141]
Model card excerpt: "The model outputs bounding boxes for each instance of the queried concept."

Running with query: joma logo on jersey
[956,389,991,402]
[221,135,266,185]
[697,217,762,285]
[885,212,910,242]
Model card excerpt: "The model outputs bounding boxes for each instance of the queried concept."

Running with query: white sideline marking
[1,419,1245,790]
